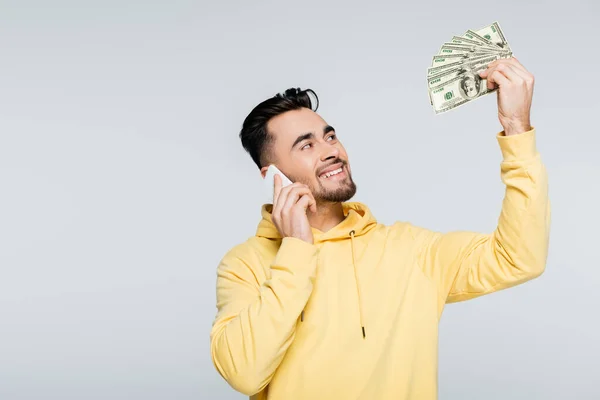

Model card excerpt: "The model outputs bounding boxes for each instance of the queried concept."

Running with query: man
[210,57,550,400]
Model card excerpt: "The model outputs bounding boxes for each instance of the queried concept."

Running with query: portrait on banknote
[459,73,481,99]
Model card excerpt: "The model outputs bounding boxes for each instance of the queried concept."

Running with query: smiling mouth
[319,166,346,180]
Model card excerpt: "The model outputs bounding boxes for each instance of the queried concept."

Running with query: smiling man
[210,58,551,400]
[269,116,357,206]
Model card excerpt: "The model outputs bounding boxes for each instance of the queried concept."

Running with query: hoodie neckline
[256,202,378,244]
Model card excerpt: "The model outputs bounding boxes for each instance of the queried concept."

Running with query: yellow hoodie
[210,128,550,400]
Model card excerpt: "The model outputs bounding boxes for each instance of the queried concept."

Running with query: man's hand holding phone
[271,174,317,244]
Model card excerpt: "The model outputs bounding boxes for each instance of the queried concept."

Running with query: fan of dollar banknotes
[427,22,513,114]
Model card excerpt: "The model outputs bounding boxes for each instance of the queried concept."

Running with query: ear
[260,165,270,178]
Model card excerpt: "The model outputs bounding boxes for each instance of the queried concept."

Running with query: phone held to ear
[264,164,293,204]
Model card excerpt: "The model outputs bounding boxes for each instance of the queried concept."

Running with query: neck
[307,201,346,233]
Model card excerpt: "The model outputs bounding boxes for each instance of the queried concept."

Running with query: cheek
[339,148,350,166]
[288,158,317,182]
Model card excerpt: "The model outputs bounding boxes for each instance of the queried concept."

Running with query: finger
[272,180,289,219]
[486,59,533,88]
[506,64,531,86]
[309,197,317,213]
[479,64,493,78]
[479,62,503,78]
[299,189,317,213]
[481,64,499,88]
[493,59,529,79]
[486,67,510,90]
[273,174,282,205]
[282,186,312,214]
[506,57,535,87]
[483,63,518,90]
[486,57,528,75]
[273,183,305,218]
[506,56,528,74]
[296,194,317,213]
[496,64,527,84]
[479,57,523,80]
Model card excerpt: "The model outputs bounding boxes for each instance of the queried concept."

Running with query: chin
[318,183,357,203]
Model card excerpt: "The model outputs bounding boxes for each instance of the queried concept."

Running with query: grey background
[1,0,598,399]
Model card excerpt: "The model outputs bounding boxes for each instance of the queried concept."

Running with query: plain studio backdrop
[1,0,598,399]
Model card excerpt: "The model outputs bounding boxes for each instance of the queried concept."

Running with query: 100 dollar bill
[428,53,501,76]
[450,35,504,51]
[431,51,500,69]
[473,21,511,50]
[429,72,494,114]
[438,43,511,57]
[427,53,503,105]
[427,54,501,89]
[431,53,470,68]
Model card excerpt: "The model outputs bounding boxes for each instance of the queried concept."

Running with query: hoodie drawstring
[349,230,366,339]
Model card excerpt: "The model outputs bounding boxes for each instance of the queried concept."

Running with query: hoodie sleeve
[416,128,551,305]
[210,237,318,396]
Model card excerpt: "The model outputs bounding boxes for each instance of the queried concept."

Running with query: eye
[327,134,337,141]
[301,143,312,150]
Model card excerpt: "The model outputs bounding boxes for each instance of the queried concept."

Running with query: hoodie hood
[256,201,378,243]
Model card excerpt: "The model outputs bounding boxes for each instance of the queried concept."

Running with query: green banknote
[427,21,513,113]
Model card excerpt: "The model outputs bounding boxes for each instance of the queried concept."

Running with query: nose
[320,142,340,161]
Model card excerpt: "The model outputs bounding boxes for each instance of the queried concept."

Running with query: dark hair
[239,87,319,169]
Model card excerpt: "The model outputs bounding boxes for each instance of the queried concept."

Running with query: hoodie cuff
[496,127,537,162]
[271,237,319,281]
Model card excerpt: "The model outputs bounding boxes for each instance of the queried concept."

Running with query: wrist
[294,235,314,244]
[502,119,531,136]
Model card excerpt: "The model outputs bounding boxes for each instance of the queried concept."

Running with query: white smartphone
[263,164,293,204]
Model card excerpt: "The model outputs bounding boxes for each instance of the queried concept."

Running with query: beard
[314,177,357,203]
[288,161,357,204]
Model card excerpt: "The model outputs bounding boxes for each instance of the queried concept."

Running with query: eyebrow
[291,125,336,150]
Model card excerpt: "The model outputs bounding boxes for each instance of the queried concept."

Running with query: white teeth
[322,167,343,178]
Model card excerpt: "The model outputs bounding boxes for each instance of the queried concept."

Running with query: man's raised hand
[479,57,534,136]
